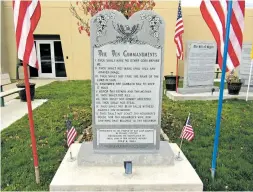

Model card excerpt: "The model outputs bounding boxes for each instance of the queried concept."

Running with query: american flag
[66,121,77,147]
[13,0,41,69]
[180,114,194,141]
[200,0,245,72]
[174,0,184,60]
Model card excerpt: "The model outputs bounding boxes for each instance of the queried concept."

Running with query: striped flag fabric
[67,126,77,147]
[200,0,245,72]
[13,0,41,69]
[180,114,194,141]
[174,0,184,60]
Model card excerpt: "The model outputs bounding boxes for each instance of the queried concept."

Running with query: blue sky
[181,0,253,8]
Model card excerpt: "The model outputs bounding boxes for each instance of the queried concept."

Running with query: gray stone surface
[239,42,253,86]
[90,10,165,151]
[241,86,253,92]
[50,143,203,191]
[77,141,174,166]
[181,41,217,94]
[178,86,219,94]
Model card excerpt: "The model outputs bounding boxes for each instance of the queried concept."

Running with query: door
[36,41,55,78]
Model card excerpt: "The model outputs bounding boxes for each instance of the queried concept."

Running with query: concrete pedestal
[240,86,253,92]
[78,141,175,166]
[166,90,253,101]
[177,86,219,94]
[50,143,203,191]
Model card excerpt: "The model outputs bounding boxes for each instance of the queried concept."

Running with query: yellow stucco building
[1,1,253,80]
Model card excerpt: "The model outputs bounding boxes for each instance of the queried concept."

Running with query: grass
[162,97,253,190]
[1,81,92,191]
[1,80,253,191]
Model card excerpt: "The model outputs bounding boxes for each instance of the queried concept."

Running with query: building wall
[1,1,9,74]
[1,1,253,80]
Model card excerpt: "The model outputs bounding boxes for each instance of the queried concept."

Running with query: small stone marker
[178,41,218,94]
[239,43,253,87]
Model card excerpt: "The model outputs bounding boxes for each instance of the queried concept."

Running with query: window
[54,41,66,77]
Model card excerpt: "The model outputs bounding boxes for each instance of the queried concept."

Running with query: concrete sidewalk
[1,99,48,131]
[2,79,55,102]
[0,79,57,132]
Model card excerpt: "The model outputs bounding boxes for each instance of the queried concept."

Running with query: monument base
[177,86,219,94]
[77,141,174,166]
[50,143,203,191]
[166,90,253,101]
[240,86,253,92]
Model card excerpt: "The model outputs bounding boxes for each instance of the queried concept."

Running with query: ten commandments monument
[77,10,175,165]
[91,10,164,151]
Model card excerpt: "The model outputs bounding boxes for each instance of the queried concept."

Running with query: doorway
[34,38,66,78]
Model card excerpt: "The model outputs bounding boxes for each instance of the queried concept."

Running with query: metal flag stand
[175,140,184,161]
[67,144,76,162]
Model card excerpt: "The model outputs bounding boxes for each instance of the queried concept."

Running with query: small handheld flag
[66,120,77,147]
[180,114,194,141]
[175,113,194,161]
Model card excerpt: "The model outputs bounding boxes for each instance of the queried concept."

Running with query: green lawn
[1,80,253,191]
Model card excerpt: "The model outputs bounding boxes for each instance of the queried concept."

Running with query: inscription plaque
[94,44,161,125]
[184,41,217,88]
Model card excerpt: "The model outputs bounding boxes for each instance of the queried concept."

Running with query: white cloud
[182,0,253,8]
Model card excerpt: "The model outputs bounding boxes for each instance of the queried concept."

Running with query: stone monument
[239,42,253,91]
[77,9,174,166]
[50,10,203,191]
[178,41,218,94]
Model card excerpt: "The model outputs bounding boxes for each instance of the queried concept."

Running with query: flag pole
[246,60,253,101]
[179,136,184,149]
[176,58,178,93]
[176,135,184,159]
[176,57,179,93]
[211,0,233,180]
[67,143,76,162]
[23,64,40,184]
[69,143,73,159]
